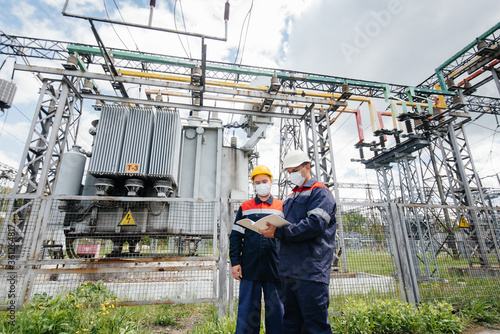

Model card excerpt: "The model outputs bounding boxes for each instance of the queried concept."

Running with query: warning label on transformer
[120,211,136,226]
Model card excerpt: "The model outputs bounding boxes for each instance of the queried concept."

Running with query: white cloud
[1,0,499,196]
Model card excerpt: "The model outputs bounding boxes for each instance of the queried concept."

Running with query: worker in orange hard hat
[229,165,284,334]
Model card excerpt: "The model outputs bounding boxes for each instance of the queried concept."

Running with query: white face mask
[255,183,271,197]
[289,170,306,186]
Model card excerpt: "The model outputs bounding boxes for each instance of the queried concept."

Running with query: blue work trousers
[282,276,332,334]
[235,279,284,334]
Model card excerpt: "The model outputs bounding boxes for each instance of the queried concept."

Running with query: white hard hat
[282,150,310,170]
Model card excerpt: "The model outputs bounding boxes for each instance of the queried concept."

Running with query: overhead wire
[0,114,26,145]
[475,117,500,175]
[174,0,192,59]
[178,0,192,58]
[103,0,130,50]
[0,108,8,137]
[233,0,253,64]
[111,0,140,51]
[12,105,31,122]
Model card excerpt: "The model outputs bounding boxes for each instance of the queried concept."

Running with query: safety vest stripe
[287,182,329,199]
[242,208,284,216]
[241,200,283,211]
[307,207,331,223]
[232,224,245,234]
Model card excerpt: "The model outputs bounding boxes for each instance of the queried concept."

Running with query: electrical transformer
[56,105,249,257]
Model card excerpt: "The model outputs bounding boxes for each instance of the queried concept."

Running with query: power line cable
[466,122,498,132]
[103,0,130,50]
[335,123,371,156]
[174,0,191,58]
[111,0,140,51]
[0,125,25,145]
[476,120,499,175]
[233,0,253,64]
[332,112,354,136]
[12,105,31,122]
[0,108,8,137]
[238,0,253,65]
[178,0,192,58]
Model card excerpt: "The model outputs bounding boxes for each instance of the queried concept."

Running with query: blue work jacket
[229,195,283,282]
[274,177,336,284]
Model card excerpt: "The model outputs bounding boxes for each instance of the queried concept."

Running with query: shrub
[330,299,463,334]
[460,299,500,325]
[419,301,464,334]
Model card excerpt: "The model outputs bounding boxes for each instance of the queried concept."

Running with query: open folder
[236,214,291,234]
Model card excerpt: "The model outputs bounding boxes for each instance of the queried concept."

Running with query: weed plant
[330,299,463,334]
[0,281,211,334]
[2,281,500,333]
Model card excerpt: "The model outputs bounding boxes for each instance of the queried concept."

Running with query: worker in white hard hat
[260,150,336,334]
[229,165,284,334]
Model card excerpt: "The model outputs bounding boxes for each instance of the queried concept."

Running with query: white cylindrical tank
[54,146,87,195]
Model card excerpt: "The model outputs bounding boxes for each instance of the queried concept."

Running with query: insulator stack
[224,1,230,21]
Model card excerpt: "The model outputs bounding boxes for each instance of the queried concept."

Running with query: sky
[0,0,500,196]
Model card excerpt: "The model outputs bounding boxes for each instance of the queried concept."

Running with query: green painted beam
[434,21,500,91]
[436,21,500,71]
[67,44,454,98]
[413,87,455,96]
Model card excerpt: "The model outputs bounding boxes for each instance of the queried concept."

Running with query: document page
[236,214,291,234]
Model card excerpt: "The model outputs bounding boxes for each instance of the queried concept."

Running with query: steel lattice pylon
[277,114,303,199]
[375,165,398,272]
[300,106,347,271]
[418,142,461,259]
[11,78,82,195]
[397,156,440,280]
[434,122,500,266]
[0,77,82,258]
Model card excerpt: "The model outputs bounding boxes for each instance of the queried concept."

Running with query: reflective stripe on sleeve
[307,207,331,223]
[242,208,284,216]
[232,224,245,234]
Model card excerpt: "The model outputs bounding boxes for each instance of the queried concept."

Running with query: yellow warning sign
[120,211,136,226]
[459,216,470,228]
[126,163,139,173]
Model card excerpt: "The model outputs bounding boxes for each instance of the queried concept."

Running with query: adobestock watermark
[340,0,411,63]
[6,224,18,326]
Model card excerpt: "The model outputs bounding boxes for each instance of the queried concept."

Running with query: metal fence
[1,195,500,316]
[0,195,226,313]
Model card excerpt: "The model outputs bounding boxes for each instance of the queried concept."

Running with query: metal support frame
[0,77,82,256]
[278,113,303,199]
[10,77,82,195]
[397,156,439,280]
[1,24,500,313]
[439,122,500,266]
[388,202,420,305]
[375,166,399,277]
[419,143,460,259]
[301,106,348,271]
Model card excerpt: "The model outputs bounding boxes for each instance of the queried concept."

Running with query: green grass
[2,282,500,334]
[1,250,499,333]
[332,250,500,310]
[0,282,215,334]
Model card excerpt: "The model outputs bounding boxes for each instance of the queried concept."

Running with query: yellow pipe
[393,99,447,110]
[145,88,358,112]
[120,69,191,82]
[120,69,373,102]
[120,69,270,91]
